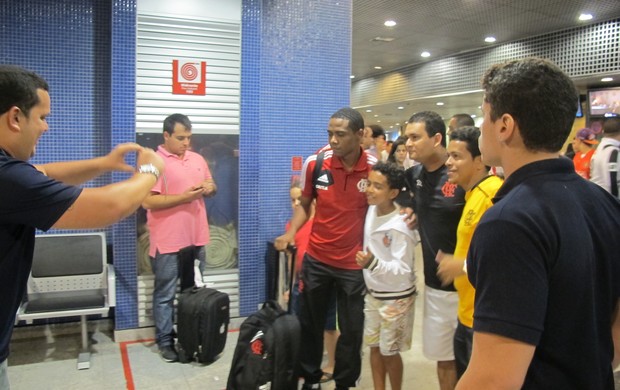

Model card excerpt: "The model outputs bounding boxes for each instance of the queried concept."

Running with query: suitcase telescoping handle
[286,244,297,314]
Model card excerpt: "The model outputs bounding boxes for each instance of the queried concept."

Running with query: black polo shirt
[468,158,620,389]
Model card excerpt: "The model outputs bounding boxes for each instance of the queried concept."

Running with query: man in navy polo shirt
[456,58,620,389]
[276,107,377,390]
[0,65,164,389]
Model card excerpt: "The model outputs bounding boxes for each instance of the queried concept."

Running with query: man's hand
[356,249,374,268]
[103,143,143,173]
[401,207,418,230]
[436,250,465,286]
[137,146,165,174]
[183,185,205,203]
[200,180,217,197]
[274,232,295,251]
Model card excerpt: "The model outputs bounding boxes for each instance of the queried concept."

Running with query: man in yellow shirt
[436,126,503,378]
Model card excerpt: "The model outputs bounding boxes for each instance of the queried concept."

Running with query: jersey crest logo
[441,181,458,198]
[357,178,369,192]
[382,232,392,247]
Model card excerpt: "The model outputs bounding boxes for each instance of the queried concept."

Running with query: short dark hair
[482,57,578,153]
[387,137,407,164]
[369,124,386,139]
[371,161,405,191]
[163,113,192,134]
[449,126,481,158]
[407,111,447,147]
[331,107,364,133]
[0,65,49,117]
[603,118,620,135]
[451,113,475,128]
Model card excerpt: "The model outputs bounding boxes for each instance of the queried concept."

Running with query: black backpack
[227,300,301,390]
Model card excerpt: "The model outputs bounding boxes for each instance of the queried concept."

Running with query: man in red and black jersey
[276,107,377,390]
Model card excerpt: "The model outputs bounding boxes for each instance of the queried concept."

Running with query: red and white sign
[292,156,303,171]
[172,60,206,95]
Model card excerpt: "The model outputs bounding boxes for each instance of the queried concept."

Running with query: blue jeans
[151,247,205,348]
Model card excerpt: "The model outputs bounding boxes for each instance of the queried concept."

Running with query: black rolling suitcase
[265,243,297,313]
[176,246,230,364]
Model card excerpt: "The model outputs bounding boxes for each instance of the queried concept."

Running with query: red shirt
[573,149,595,179]
[301,148,377,269]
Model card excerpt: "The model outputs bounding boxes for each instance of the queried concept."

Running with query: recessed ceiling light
[350,75,355,79]
[579,13,593,21]
[421,51,431,58]
[374,114,379,117]
[436,102,444,106]
[397,106,404,110]
[366,109,372,112]
[377,120,381,123]
[384,20,396,27]
[395,123,400,126]
[471,115,477,118]
[484,36,496,43]
[374,66,383,70]
[371,36,395,42]
[602,77,614,82]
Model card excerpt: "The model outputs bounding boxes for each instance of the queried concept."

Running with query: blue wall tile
[2,0,352,324]
[239,0,352,315]
[1,0,139,330]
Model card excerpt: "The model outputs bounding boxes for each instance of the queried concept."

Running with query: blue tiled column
[111,0,138,330]
[239,0,352,315]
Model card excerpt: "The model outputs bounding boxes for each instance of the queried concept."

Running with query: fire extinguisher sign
[172,60,206,95]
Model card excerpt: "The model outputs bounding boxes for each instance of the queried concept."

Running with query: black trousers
[454,320,474,379]
[298,254,366,387]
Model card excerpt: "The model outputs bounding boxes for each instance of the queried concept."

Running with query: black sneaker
[301,383,321,390]
[159,345,179,362]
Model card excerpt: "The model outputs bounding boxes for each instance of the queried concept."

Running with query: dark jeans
[298,254,366,388]
[454,320,474,379]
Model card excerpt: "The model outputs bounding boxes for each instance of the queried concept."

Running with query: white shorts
[422,286,458,361]
[364,294,416,356]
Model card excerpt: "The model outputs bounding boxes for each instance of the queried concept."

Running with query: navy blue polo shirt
[468,158,620,389]
[0,150,81,363]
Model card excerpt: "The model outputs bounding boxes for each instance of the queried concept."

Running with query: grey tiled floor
[8,244,620,389]
[8,247,438,390]
[7,299,436,390]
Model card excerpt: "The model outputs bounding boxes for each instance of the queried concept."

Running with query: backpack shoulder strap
[312,151,325,198]
[604,145,619,197]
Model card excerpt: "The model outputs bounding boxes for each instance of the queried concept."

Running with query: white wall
[137,0,241,22]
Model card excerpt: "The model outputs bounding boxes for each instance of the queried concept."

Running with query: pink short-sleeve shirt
[147,146,212,257]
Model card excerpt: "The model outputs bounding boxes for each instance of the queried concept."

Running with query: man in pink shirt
[142,113,216,362]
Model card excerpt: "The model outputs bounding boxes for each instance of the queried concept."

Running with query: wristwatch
[137,163,160,180]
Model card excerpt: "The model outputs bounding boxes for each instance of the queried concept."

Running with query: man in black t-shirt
[456,58,620,389]
[402,111,465,390]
